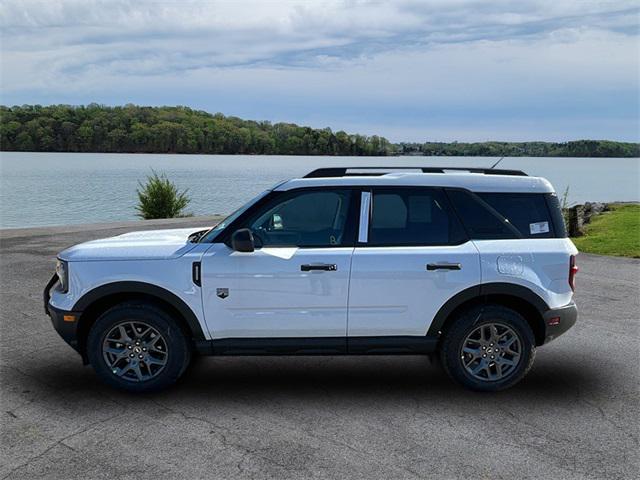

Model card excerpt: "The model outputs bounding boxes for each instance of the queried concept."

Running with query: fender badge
[216,288,229,299]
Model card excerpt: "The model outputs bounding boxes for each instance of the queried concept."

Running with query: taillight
[569,255,578,291]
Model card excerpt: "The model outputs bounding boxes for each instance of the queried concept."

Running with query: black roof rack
[303,167,527,178]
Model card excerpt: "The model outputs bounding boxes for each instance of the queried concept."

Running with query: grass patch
[572,204,640,258]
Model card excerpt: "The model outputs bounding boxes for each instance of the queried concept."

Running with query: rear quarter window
[447,190,566,239]
[478,193,557,238]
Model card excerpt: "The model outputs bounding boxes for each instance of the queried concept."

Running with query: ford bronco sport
[45,167,578,392]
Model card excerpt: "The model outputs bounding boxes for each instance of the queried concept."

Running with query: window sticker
[529,221,550,235]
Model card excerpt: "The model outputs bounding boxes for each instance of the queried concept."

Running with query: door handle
[427,263,461,271]
[301,264,337,272]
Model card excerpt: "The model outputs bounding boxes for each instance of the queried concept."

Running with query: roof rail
[303,167,527,178]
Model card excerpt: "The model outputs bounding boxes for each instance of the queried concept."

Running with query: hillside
[1,105,638,157]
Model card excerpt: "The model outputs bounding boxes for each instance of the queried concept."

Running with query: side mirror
[231,228,255,252]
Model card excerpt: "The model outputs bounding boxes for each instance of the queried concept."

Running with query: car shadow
[169,354,601,402]
[16,354,603,405]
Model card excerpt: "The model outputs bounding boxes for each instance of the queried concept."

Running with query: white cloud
[1,0,638,141]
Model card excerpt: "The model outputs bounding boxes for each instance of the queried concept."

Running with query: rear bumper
[542,301,578,344]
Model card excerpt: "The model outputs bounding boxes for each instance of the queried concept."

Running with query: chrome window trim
[358,191,371,243]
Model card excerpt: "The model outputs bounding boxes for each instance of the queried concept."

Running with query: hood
[59,227,211,261]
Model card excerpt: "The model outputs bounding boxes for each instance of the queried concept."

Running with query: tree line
[0,104,391,156]
[1,104,638,157]
[396,140,639,158]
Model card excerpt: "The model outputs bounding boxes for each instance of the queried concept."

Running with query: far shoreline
[3,105,639,158]
[1,150,639,158]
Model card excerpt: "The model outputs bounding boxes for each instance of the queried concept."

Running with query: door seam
[345,247,355,338]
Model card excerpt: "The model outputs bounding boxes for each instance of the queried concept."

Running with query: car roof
[276,171,555,194]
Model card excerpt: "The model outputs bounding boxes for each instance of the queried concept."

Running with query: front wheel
[440,305,536,392]
[87,302,192,393]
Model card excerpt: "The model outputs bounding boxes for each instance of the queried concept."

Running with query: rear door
[348,187,481,337]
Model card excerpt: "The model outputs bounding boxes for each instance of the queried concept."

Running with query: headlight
[55,259,69,293]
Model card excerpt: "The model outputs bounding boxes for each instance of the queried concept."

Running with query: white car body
[49,170,577,346]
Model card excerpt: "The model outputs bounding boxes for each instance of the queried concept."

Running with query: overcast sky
[1,0,638,142]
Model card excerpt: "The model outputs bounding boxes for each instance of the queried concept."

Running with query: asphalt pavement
[1,218,638,479]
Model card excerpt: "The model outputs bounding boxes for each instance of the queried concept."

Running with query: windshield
[200,190,270,242]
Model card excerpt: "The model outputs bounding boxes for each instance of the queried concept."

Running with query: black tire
[87,302,192,393]
[439,304,536,392]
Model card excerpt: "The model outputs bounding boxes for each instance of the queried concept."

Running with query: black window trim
[357,186,470,248]
[214,186,363,249]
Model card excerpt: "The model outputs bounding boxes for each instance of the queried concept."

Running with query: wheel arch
[429,283,549,346]
[73,282,206,362]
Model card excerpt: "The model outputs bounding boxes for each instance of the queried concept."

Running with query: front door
[201,188,357,340]
[348,187,481,337]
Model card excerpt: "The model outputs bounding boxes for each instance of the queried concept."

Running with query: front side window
[201,190,270,242]
[245,189,353,248]
[368,188,466,246]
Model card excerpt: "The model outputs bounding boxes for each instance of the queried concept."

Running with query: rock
[567,205,585,237]
[583,202,608,223]
[566,202,609,236]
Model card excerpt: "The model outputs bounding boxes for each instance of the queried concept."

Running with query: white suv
[45,167,578,392]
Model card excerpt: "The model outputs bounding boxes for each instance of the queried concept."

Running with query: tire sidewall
[87,303,191,393]
[441,305,536,392]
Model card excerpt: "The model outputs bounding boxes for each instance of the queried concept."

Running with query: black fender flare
[427,282,550,337]
[73,281,206,340]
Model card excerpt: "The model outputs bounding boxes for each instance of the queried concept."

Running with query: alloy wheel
[102,321,168,382]
[460,322,522,382]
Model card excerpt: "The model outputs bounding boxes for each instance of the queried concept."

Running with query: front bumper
[542,301,578,344]
[44,273,82,353]
[47,304,83,352]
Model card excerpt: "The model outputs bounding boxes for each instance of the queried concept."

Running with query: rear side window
[447,189,565,239]
[368,188,466,246]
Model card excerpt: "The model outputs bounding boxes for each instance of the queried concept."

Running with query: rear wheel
[440,305,536,392]
[87,302,191,392]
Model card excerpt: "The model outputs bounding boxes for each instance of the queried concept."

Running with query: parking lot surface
[1,218,638,479]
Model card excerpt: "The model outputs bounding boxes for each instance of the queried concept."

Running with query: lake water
[0,152,638,229]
